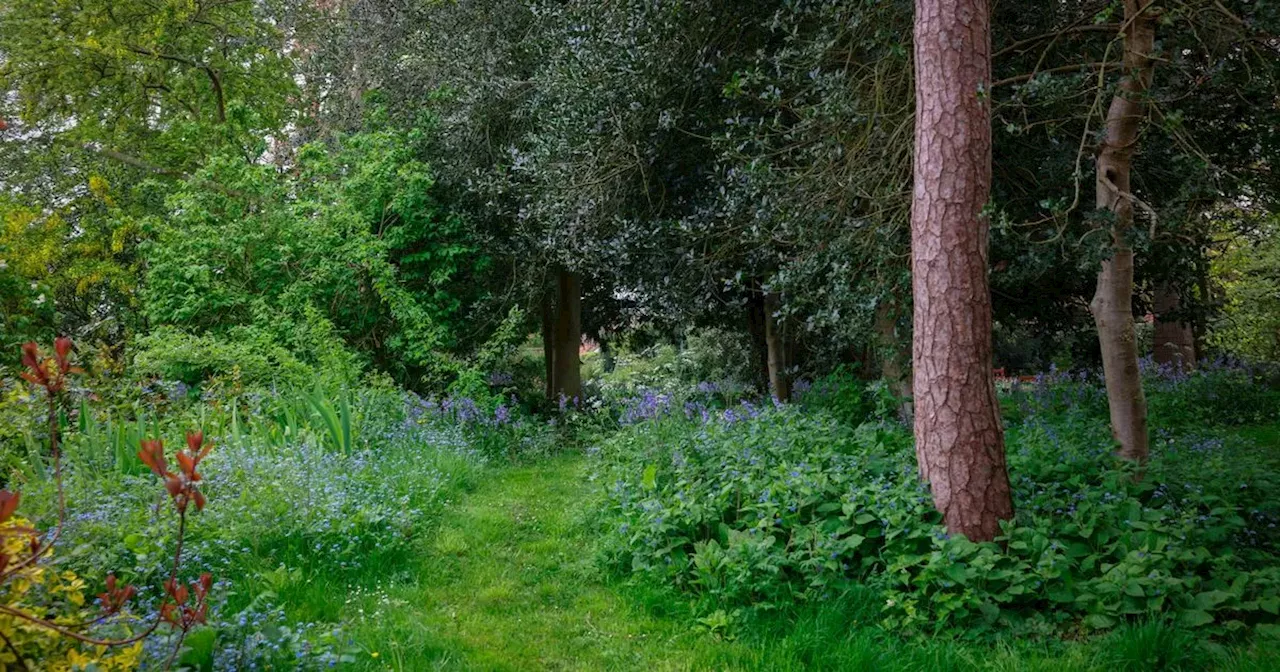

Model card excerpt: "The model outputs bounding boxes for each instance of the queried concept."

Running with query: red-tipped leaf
[138,439,168,477]
[0,490,18,523]
[54,337,72,372]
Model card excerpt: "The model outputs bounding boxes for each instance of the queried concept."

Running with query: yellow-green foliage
[0,517,143,670]
[1210,217,1280,361]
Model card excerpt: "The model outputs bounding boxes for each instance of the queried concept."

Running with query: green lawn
[272,449,1280,671]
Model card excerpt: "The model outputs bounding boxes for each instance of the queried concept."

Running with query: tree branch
[124,46,227,123]
[994,24,1123,59]
[992,62,1119,88]
[83,144,246,198]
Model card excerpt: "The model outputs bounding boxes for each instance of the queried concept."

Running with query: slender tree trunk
[1153,283,1196,369]
[763,291,791,401]
[552,269,582,402]
[1091,0,1155,463]
[599,337,616,373]
[745,292,770,393]
[912,0,1013,542]
[542,291,556,401]
[874,299,914,423]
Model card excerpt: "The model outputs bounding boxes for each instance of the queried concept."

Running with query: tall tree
[1152,282,1197,367]
[911,0,1014,541]
[1091,0,1157,463]
[0,0,302,352]
[989,1,1279,377]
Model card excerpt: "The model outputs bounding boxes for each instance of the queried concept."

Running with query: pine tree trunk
[912,0,1013,542]
[551,269,582,402]
[1153,283,1196,369]
[1091,0,1155,463]
[542,291,556,401]
[763,291,790,401]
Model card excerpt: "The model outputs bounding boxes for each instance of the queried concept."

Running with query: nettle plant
[0,338,213,669]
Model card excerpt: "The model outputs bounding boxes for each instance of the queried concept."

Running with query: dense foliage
[590,365,1280,638]
[3,362,564,666]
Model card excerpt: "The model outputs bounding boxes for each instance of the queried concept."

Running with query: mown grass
[272,443,1280,671]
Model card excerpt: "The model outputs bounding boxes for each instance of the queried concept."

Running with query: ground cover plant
[2,348,1279,670]
[589,363,1280,654]
[0,340,559,668]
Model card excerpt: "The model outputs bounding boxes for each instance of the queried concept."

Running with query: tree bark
[874,299,914,423]
[1091,0,1155,463]
[599,337,616,373]
[911,0,1014,542]
[745,291,770,393]
[551,269,582,402]
[1153,282,1196,369]
[541,290,556,401]
[763,291,791,401]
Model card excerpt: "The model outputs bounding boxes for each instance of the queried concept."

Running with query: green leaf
[1084,614,1116,629]
[978,602,1000,623]
[1257,623,1280,639]
[1193,590,1231,610]
[944,564,970,585]
[642,464,658,490]
[1179,610,1215,628]
[1048,587,1075,603]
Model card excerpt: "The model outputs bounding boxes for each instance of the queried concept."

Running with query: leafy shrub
[592,407,922,609]
[1,516,145,670]
[1144,357,1280,428]
[681,328,760,390]
[0,375,44,484]
[11,370,492,667]
[40,421,485,591]
[591,394,1280,638]
[591,344,687,402]
[2,339,218,667]
[403,392,558,460]
[1000,367,1110,423]
[1003,358,1280,430]
[796,365,900,425]
[132,326,323,390]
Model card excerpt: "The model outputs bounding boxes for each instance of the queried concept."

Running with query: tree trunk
[1091,0,1154,463]
[551,269,582,402]
[542,290,556,401]
[911,0,1013,542]
[599,337,616,373]
[874,299,914,423]
[1153,283,1196,369]
[763,291,790,401]
[745,292,770,393]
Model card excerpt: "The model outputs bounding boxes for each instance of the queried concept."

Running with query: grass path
[327,448,1279,672]
[343,452,759,671]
